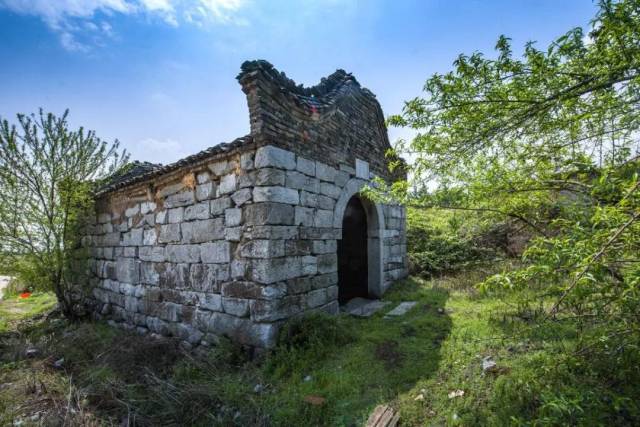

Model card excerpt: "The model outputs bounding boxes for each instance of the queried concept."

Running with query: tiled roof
[97,135,253,196]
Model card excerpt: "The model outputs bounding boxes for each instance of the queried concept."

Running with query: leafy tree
[387,0,640,355]
[0,110,126,318]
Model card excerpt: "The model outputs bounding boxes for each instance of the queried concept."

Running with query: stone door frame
[333,178,385,298]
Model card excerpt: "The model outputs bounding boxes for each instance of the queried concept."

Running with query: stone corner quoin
[84,60,409,349]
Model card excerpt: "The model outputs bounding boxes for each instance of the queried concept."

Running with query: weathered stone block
[157,182,185,198]
[286,171,320,193]
[312,272,338,289]
[222,297,250,317]
[317,194,336,210]
[206,312,279,348]
[116,257,139,284]
[255,145,295,170]
[181,218,225,243]
[250,257,302,284]
[224,226,242,241]
[143,229,157,246]
[200,241,231,264]
[314,209,333,228]
[296,156,315,176]
[196,182,215,201]
[198,293,222,312]
[210,196,232,216]
[285,239,312,256]
[225,208,242,227]
[217,173,237,196]
[301,255,318,276]
[103,232,121,247]
[174,322,203,344]
[190,263,228,292]
[156,210,167,224]
[299,227,341,240]
[168,207,184,224]
[231,188,252,206]
[317,253,338,274]
[158,302,182,322]
[158,223,181,243]
[184,202,210,220]
[146,317,169,335]
[105,262,118,280]
[125,205,140,217]
[123,246,137,257]
[246,225,298,240]
[355,158,369,179]
[141,201,157,215]
[316,162,337,182]
[312,240,337,254]
[326,285,339,301]
[230,259,247,279]
[335,170,350,187]
[253,186,299,205]
[238,171,256,188]
[300,191,318,207]
[307,288,327,308]
[240,151,254,170]
[140,262,159,285]
[255,168,285,186]
[221,281,286,300]
[240,240,285,258]
[138,214,155,228]
[196,171,210,184]
[320,182,341,199]
[165,191,195,208]
[294,206,314,226]
[250,296,305,322]
[158,263,190,289]
[208,159,236,176]
[244,203,294,225]
[165,244,201,263]
[339,163,356,175]
[122,228,142,246]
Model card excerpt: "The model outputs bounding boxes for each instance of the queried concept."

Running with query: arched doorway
[338,196,369,303]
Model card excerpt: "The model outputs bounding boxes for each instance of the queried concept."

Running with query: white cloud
[0,0,247,51]
[134,137,190,164]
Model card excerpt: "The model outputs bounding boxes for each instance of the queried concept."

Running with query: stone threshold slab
[341,297,391,318]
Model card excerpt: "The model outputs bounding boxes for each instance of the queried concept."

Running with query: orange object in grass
[19,292,31,299]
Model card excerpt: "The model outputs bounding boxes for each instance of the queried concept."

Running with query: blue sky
[0,0,598,165]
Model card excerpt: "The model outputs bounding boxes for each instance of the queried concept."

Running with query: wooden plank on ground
[366,404,399,427]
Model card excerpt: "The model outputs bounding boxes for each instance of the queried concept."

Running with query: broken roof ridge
[236,59,367,99]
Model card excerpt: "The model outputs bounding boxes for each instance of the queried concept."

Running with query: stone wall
[86,61,408,348]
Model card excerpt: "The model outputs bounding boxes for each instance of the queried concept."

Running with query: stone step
[384,301,417,318]
[341,297,391,318]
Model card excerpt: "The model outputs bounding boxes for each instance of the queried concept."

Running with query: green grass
[1,272,638,426]
[0,291,57,332]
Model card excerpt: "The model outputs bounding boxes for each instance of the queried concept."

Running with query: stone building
[86,60,408,348]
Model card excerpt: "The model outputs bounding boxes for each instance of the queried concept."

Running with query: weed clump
[265,313,354,378]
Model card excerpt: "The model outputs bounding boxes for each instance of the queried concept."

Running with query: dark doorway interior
[338,196,369,304]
